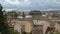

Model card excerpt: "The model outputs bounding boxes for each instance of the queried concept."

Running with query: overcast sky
[0,0,60,10]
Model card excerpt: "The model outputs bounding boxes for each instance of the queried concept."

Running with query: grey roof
[33,20,47,25]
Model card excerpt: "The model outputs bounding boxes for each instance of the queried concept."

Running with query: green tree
[8,11,18,18]
[14,12,18,18]
[29,10,42,18]
[0,4,11,34]
[29,10,42,15]
[12,30,20,34]
[22,11,25,18]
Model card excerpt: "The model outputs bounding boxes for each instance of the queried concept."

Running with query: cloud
[4,0,31,6]
[5,0,20,5]
[54,0,60,5]
[1,0,60,10]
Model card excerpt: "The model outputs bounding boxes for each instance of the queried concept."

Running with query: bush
[13,30,20,34]
[9,29,20,34]
[22,31,26,34]
[53,32,60,34]
[0,32,1,34]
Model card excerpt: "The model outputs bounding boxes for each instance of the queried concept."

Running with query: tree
[11,30,20,34]
[29,10,42,15]
[8,11,18,18]
[14,30,20,34]
[14,12,18,18]
[22,11,25,18]
[0,4,11,34]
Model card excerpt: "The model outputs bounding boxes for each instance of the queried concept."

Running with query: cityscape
[1,8,60,34]
[0,0,60,34]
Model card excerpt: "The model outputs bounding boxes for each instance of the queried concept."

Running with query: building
[32,20,49,34]
[7,11,60,34]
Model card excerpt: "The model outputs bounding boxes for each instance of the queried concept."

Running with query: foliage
[29,10,42,15]
[22,31,26,34]
[22,12,25,17]
[0,4,11,34]
[30,32,32,34]
[0,32,1,34]
[11,30,20,34]
[53,32,60,34]
[7,11,18,18]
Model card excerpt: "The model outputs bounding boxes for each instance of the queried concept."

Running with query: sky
[0,0,60,10]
